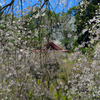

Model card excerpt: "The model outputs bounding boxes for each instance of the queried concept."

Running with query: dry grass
[33,50,68,65]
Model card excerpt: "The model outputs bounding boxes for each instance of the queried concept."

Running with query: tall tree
[74,0,99,47]
[0,6,2,20]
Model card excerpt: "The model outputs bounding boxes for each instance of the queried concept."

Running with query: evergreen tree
[74,0,99,47]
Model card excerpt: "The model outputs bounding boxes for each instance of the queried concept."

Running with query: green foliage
[80,47,87,53]
[67,6,78,16]
[75,1,98,34]
[46,9,60,21]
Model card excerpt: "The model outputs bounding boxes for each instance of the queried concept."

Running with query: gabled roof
[34,41,68,52]
[41,41,62,50]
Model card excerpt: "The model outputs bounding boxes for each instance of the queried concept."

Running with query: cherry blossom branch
[30,0,48,17]
[0,0,15,11]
